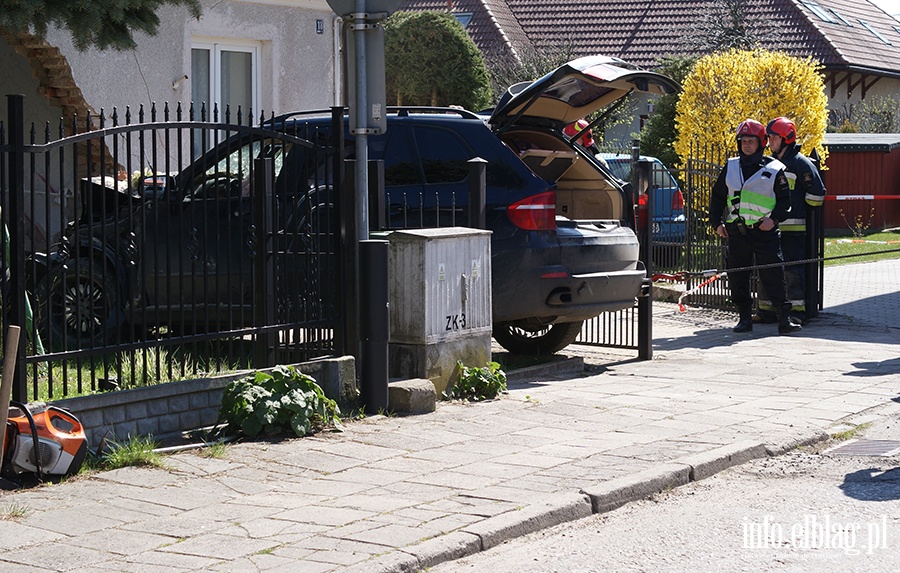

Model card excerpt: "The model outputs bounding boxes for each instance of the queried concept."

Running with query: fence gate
[1,95,346,402]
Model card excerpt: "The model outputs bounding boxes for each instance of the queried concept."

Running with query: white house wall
[1,1,342,248]
[45,0,340,117]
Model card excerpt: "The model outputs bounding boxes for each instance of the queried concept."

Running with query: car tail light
[672,188,685,210]
[636,193,648,230]
[507,191,556,231]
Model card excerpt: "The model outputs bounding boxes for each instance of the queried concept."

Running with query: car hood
[488,55,680,131]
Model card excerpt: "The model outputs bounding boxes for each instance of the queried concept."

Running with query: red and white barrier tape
[676,271,726,312]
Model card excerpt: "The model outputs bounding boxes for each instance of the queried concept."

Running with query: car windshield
[605,159,631,182]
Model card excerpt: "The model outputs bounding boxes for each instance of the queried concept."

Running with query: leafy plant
[839,206,876,238]
[384,11,492,110]
[675,48,829,168]
[445,361,507,401]
[218,365,343,438]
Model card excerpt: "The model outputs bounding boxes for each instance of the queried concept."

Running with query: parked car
[35,55,679,356]
[596,153,686,246]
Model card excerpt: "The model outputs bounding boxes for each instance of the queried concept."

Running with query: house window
[191,41,260,121]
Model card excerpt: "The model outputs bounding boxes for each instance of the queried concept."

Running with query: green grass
[830,422,872,441]
[198,441,229,459]
[0,502,30,521]
[824,229,900,266]
[24,340,252,402]
[84,435,165,471]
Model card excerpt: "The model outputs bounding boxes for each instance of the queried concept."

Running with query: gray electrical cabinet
[387,228,492,394]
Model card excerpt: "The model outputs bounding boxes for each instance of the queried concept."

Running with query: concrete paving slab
[1,260,899,572]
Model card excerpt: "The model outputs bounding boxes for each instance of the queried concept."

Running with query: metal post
[368,160,385,231]
[359,239,389,413]
[354,0,370,242]
[252,157,275,368]
[342,158,360,365]
[5,94,27,400]
[631,140,652,360]
[467,157,487,229]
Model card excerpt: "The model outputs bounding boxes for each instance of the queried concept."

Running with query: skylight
[455,12,473,28]
[829,9,853,26]
[859,19,892,44]
[801,1,837,23]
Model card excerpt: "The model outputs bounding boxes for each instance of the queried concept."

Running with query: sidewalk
[1,261,898,573]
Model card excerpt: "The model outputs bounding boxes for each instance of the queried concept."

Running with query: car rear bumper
[493,265,645,323]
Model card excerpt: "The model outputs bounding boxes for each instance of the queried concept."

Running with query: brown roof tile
[402,0,900,77]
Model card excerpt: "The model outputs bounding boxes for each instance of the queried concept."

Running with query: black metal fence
[1,95,346,402]
[5,98,774,401]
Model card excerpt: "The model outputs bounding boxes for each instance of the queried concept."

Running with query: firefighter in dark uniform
[709,119,802,335]
[755,117,826,324]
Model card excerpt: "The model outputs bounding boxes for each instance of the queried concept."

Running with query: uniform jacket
[775,145,826,233]
[709,155,792,228]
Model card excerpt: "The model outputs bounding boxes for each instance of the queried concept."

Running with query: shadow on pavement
[839,468,900,501]
[845,357,900,377]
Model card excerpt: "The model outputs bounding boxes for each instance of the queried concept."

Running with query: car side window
[380,127,422,186]
[411,126,470,184]
[191,139,292,200]
[652,162,677,189]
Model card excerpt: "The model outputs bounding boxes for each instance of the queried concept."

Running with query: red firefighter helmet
[564,119,594,147]
[736,119,766,144]
[766,116,796,145]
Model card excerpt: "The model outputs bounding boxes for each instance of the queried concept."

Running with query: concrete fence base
[50,356,357,449]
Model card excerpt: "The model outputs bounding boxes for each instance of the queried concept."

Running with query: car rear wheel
[492,321,583,355]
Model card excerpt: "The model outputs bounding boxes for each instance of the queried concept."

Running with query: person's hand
[716,224,728,238]
[758,217,775,231]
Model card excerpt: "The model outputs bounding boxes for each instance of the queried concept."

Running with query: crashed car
[34,55,679,356]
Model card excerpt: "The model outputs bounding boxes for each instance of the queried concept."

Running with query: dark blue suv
[324,55,677,353]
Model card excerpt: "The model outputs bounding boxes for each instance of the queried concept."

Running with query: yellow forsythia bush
[674,49,829,165]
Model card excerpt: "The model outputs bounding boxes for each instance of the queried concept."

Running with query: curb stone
[675,440,766,481]
[504,356,585,383]
[341,550,420,573]
[404,531,482,571]
[764,430,830,456]
[581,463,692,514]
[460,492,593,550]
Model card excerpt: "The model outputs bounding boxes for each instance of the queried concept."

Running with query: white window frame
[191,39,262,119]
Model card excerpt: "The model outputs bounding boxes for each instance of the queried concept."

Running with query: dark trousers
[757,231,805,317]
[726,224,788,314]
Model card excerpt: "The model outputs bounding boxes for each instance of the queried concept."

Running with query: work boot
[733,309,753,333]
[777,307,802,335]
[752,311,777,324]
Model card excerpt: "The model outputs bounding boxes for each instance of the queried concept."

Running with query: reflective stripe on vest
[723,157,785,224]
